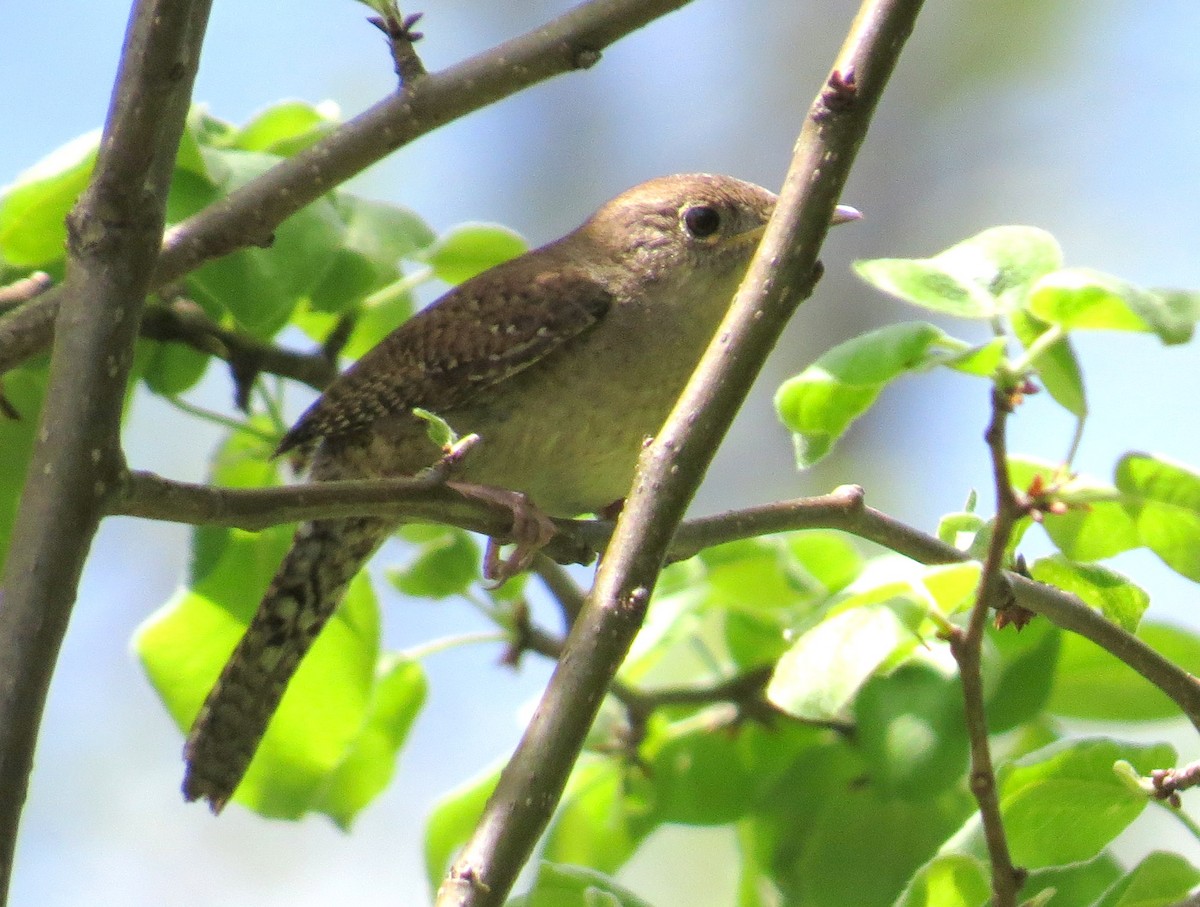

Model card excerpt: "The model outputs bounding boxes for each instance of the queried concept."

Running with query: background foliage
[2,2,1200,906]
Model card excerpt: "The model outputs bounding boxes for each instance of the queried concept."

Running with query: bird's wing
[275,265,613,456]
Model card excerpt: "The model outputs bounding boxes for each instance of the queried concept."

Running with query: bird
[181,172,858,812]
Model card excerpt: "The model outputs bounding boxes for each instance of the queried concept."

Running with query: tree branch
[139,296,338,403]
[0,0,700,377]
[949,386,1025,906]
[111,465,1200,740]
[437,2,925,903]
[0,1,212,900]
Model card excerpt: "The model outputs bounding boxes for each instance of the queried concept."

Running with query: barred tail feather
[182,514,391,811]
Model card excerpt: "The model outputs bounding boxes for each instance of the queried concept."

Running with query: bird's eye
[682,205,722,238]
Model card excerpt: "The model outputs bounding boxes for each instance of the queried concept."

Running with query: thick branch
[0,0,699,377]
[0,1,212,900]
[437,2,925,904]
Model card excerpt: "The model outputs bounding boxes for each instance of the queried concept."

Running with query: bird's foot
[446,482,558,584]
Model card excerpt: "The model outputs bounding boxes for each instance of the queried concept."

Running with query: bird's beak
[832,204,862,225]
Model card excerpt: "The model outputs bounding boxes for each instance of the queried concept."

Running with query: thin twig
[367,5,427,86]
[948,385,1026,906]
[140,296,338,404]
[0,273,52,315]
[0,1,213,900]
[533,554,587,630]
[0,0,701,378]
[436,3,925,903]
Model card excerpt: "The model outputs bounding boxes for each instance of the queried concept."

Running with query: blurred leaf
[1048,622,1200,722]
[775,322,980,467]
[1115,452,1200,580]
[998,738,1175,868]
[1021,855,1123,907]
[310,655,426,828]
[1028,268,1198,345]
[1092,851,1200,907]
[510,862,653,907]
[1008,457,1141,561]
[783,531,864,595]
[187,148,344,334]
[854,226,1061,318]
[542,758,653,874]
[0,368,47,569]
[1011,307,1087,418]
[752,741,974,907]
[388,526,480,600]
[855,663,968,799]
[1030,555,1148,632]
[140,339,210,397]
[646,722,817,827]
[422,223,527,286]
[894,854,989,907]
[424,763,501,891]
[767,603,916,721]
[0,130,99,267]
[984,618,1060,734]
[231,100,338,156]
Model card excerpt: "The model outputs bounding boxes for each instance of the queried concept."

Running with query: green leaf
[140,340,210,397]
[855,663,968,799]
[1022,855,1123,907]
[1115,452,1200,580]
[309,654,426,828]
[135,556,401,821]
[767,603,916,721]
[388,526,480,600]
[775,322,976,467]
[698,537,816,614]
[1048,622,1200,722]
[894,854,990,907]
[231,100,338,156]
[0,368,47,570]
[1007,457,1141,561]
[308,194,436,317]
[647,722,816,827]
[1010,308,1087,418]
[783,531,864,595]
[1093,851,1200,907]
[750,742,974,907]
[983,618,1060,734]
[854,226,1061,318]
[512,862,654,907]
[1030,555,1148,632]
[0,130,99,267]
[998,737,1175,868]
[422,223,527,286]
[186,148,344,334]
[134,424,415,822]
[542,758,653,874]
[1028,268,1198,345]
[424,763,501,891]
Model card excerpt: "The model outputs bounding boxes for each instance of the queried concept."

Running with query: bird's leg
[445,481,558,583]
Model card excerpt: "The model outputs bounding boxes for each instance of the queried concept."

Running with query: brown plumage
[183,174,786,811]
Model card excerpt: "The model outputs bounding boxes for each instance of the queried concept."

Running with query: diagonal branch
[0,0,213,900]
[437,2,926,904]
[0,0,701,377]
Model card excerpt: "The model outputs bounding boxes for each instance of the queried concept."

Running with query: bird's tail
[182,513,392,811]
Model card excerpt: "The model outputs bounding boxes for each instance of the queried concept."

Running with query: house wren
[182,173,858,811]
